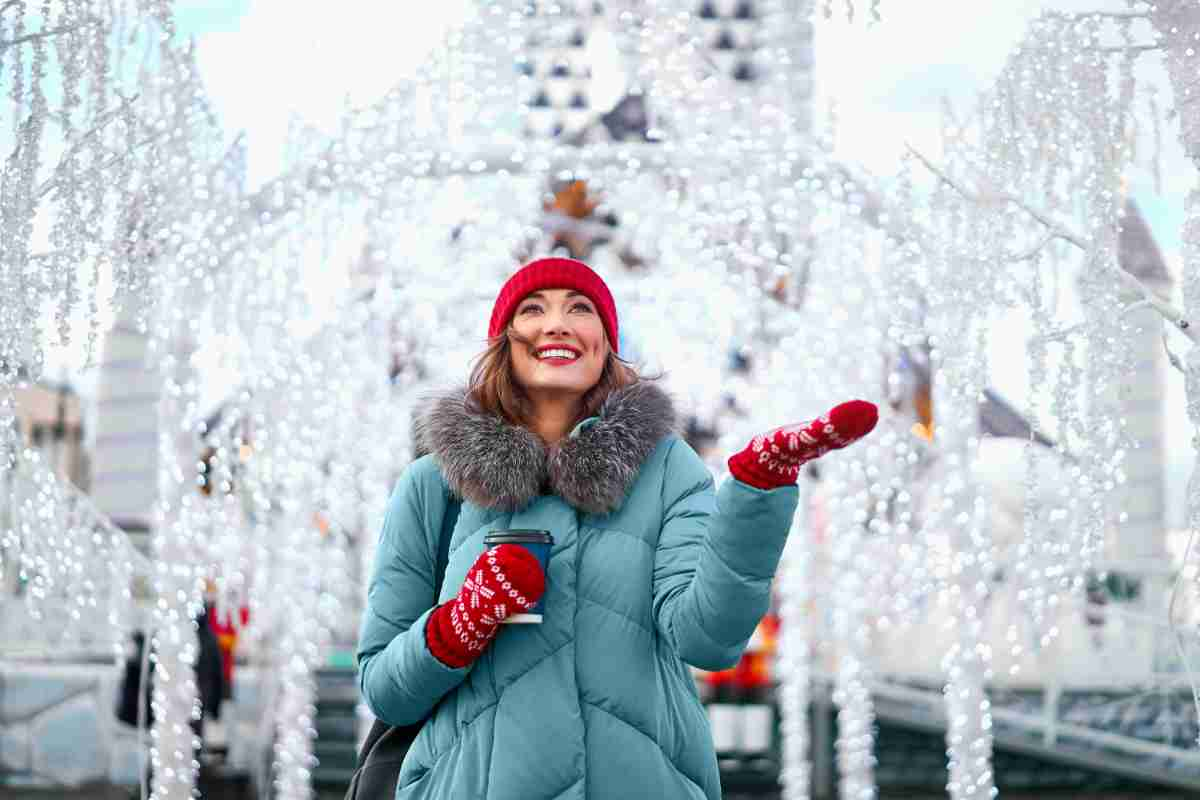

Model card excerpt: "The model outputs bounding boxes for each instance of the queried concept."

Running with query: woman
[357,256,877,799]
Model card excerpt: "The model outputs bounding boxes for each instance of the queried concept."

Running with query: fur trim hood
[412,382,677,515]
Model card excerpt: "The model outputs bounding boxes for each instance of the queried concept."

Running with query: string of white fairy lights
[9,3,1200,800]
[0,0,179,470]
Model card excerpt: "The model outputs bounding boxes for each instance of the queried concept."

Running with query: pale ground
[0,787,1194,800]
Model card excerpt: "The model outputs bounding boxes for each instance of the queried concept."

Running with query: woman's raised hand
[426,545,546,669]
[727,400,879,490]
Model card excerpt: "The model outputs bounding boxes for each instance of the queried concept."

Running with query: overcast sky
[149,1,1193,526]
[175,0,1190,260]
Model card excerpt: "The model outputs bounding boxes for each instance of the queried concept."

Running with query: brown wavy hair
[467,328,644,428]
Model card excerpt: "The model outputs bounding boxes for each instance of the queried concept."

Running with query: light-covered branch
[1122,298,1155,316]
[33,95,141,200]
[1032,323,1085,345]
[79,137,160,183]
[1108,256,1196,340]
[1051,10,1151,21]
[0,23,81,55]
[992,190,1089,251]
[1162,325,1187,375]
[1007,232,1057,263]
[905,144,979,205]
[907,143,1198,344]
[1091,44,1161,53]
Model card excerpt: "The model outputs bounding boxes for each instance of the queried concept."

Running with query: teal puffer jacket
[357,382,798,799]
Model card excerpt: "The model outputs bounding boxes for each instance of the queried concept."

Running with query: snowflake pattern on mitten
[427,544,546,668]
[728,399,878,490]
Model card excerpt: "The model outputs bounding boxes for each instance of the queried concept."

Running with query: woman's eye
[519,305,542,314]
[571,303,593,313]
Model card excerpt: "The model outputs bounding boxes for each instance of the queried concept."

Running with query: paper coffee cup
[483,530,553,623]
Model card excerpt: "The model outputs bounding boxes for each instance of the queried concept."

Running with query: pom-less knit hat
[488,257,619,353]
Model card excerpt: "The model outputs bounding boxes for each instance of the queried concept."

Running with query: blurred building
[519,2,604,141]
[519,1,812,143]
[695,0,771,84]
[3,375,91,626]
[12,379,88,490]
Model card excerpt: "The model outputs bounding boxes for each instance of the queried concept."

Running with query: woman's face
[509,288,608,402]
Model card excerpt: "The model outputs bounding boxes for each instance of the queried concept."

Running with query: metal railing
[866,597,1200,790]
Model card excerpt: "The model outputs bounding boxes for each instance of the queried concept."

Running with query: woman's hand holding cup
[425,545,546,669]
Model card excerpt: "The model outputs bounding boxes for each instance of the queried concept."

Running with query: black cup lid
[484,529,554,544]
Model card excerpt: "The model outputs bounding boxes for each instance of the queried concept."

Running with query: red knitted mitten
[728,400,879,490]
[425,544,546,669]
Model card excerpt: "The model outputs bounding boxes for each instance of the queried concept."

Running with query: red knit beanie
[488,257,619,353]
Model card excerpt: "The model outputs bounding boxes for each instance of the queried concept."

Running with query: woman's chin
[524,379,591,397]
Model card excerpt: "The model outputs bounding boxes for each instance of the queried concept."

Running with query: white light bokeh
[193,0,473,187]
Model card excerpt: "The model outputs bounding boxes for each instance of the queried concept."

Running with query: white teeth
[538,348,578,360]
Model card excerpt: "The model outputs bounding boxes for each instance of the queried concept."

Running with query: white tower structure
[1107,199,1172,593]
[89,306,158,551]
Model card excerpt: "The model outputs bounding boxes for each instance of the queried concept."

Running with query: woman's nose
[540,308,570,334]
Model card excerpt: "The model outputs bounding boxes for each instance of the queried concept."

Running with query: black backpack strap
[356,717,394,767]
[354,492,462,774]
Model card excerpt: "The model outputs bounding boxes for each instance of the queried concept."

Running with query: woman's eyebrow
[521,290,588,303]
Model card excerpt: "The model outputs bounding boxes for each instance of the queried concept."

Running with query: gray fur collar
[412,382,677,515]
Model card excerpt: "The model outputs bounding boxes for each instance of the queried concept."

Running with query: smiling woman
[470,257,639,445]
[356,256,877,800]
[509,288,608,409]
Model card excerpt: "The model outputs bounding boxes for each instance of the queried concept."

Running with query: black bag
[344,497,459,800]
[116,631,152,727]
